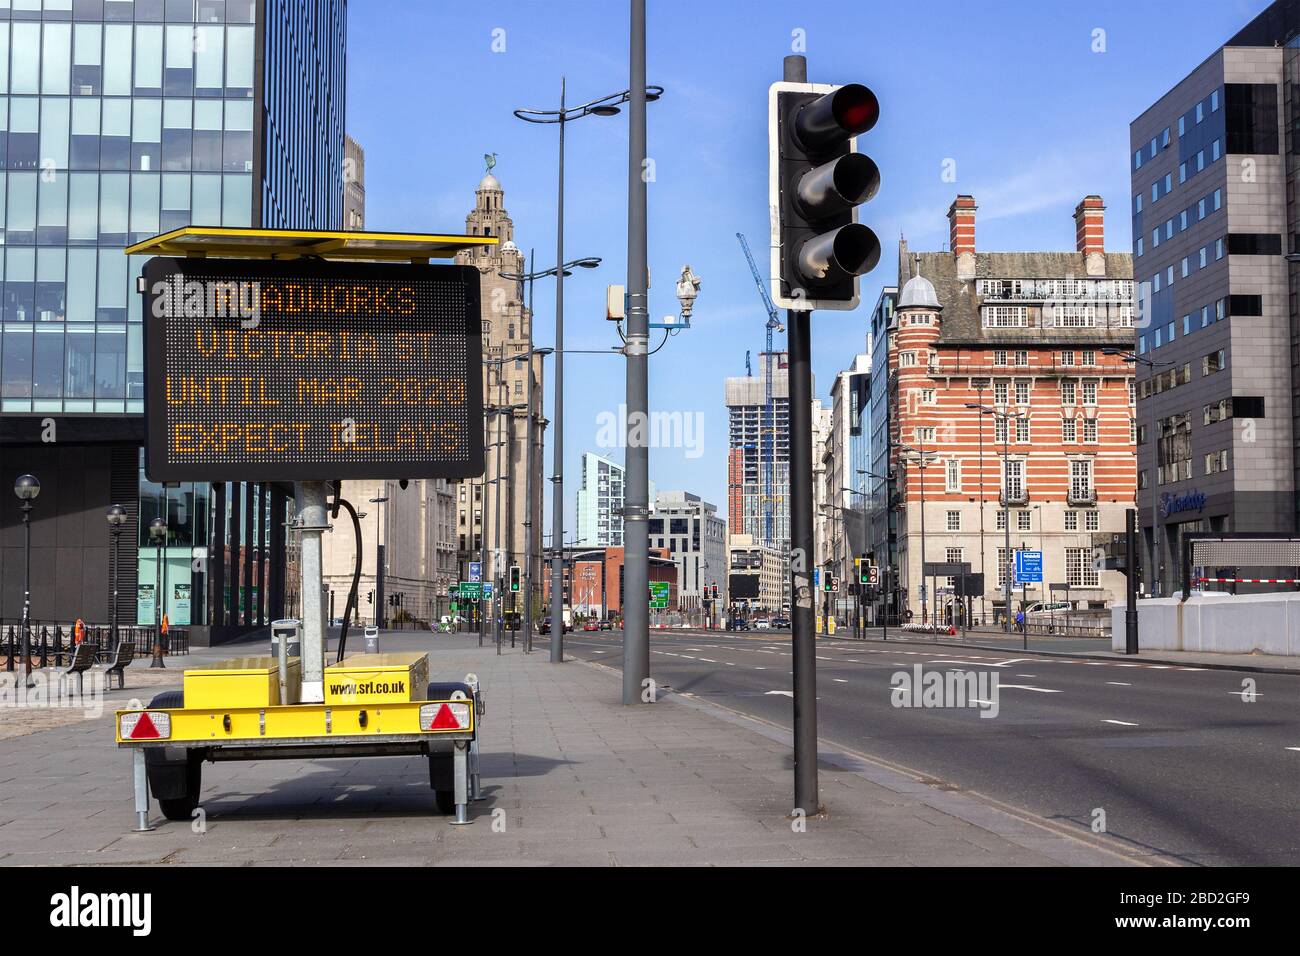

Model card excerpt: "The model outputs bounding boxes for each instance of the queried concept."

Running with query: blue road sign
[469,561,482,583]
[483,582,494,600]
[1014,550,1043,584]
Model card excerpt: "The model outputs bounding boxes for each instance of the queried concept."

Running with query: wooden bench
[106,641,135,690]
[65,643,99,695]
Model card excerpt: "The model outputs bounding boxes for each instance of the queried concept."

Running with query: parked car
[1025,602,1071,616]
[753,619,772,630]
[771,617,791,629]
[538,617,572,635]
[583,619,599,631]
[599,620,614,630]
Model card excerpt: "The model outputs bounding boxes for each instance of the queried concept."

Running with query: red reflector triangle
[131,712,161,739]
[429,703,460,730]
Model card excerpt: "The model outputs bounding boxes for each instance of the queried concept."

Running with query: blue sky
[347,0,1270,531]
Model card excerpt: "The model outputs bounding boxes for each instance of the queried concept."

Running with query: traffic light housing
[509,565,521,592]
[859,555,871,585]
[366,590,374,605]
[769,79,881,310]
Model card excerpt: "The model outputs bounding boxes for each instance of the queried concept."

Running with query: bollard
[4,625,13,671]
[52,624,64,667]
[37,626,48,669]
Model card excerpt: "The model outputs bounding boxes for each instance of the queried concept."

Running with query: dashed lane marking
[1106,682,1132,686]
[1102,719,1139,727]
[998,684,1061,694]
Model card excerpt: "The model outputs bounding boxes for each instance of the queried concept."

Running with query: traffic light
[366,590,374,605]
[509,565,521,592]
[711,583,719,600]
[859,555,871,585]
[769,78,881,310]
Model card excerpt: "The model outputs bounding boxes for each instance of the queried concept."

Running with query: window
[1199,247,1207,268]
[994,417,1008,444]
[1202,350,1225,376]
[1205,449,1230,475]
[1070,459,1093,500]
[899,351,916,367]
[1060,350,1075,367]
[1213,189,1221,211]
[1179,116,1186,136]
[1134,193,1143,213]
[1014,381,1029,405]
[1082,419,1097,443]
[1002,459,1024,501]
[1215,238,1224,259]
[1183,314,1191,336]
[998,548,1012,586]
[1081,350,1095,366]
[1017,510,1032,532]
[1085,511,1099,532]
[1227,294,1263,316]
[1179,162,1187,184]
[1181,257,1189,278]
[1015,417,1030,443]
[1128,381,1136,405]
[1061,380,1076,405]
[994,380,1009,405]
[1226,233,1282,257]
[914,426,936,443]
[1203,398,1229,425]
[996,511,1007,532]
[945,548,964,586]
[1234,396,1265,418]
[1136,238,1144,257]
[1014,350,1029,367]
[993,349,1008,366]
[1212,139,1220,162]
[1164,173,1172,194]
[919,388,936,404]
[1211,90,1219,112]
[983,306,1029,328]
[1065,511,1078,531]
[1152,228,1161,249]
[1066,548,1099,587]
[1081,381,1097,406]
[1198,198,1206,220]
[945,458,961,492]
[1062,418,1077,442]
[946,511,960,532]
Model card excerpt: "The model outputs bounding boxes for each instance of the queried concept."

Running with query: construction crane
[736,232,783,549]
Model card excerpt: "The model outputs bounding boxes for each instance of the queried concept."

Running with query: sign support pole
[295,481,329,703]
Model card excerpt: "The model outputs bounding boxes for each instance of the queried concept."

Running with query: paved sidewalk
[0,634,1152,866]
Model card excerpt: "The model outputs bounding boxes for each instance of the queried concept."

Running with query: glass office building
[0,0,345,638]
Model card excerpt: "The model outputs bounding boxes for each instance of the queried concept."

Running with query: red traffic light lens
[832,84,879,136]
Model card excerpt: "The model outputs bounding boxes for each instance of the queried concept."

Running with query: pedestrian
[74,618,85,645]
[1015,609,1025,632]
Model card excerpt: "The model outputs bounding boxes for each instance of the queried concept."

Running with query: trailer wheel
[433,789,456,815]
[428,753,456,814]
[145,692,202,821]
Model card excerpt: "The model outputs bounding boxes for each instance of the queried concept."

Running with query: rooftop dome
[898,273,940,310]
[500,239,519,256]
[478,172,501,191]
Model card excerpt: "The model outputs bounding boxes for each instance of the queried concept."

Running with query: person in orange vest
[74,618,85,645]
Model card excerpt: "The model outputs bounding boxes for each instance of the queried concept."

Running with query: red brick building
[541,546,677,619]
[888,195,1136,623]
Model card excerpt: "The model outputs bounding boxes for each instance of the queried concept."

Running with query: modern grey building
[650,490,727,615]
[1130,0,1300,594]
[0,0,346,636]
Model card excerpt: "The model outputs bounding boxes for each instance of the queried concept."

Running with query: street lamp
[1103,347,1173,597]
[898,445,938,625]
[14,475,39,686]
[148,516,167,668]
[965,403,1028,633]
[516,81,659,667]
[106,504,127,656]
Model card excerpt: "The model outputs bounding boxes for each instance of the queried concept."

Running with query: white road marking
[999,684,1061,693]
[725,661,736,666]
[754,666,766,670]
[1227,690,1262,698]
[832,678,848,683]
[1102,719,1139,727]
[679,655,696,660]
[1106,681,1132,686]
[1288,747,1300,752]
[698,658,718,663]
[765,690,793,698]
[1016,674,1037,678]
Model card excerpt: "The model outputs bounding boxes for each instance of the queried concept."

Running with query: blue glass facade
[0,0,344,631]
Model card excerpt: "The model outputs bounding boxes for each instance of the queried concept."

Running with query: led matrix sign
[143,258,484,482]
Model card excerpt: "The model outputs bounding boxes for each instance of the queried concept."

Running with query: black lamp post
[14,474,40,687]
[148,516,167,668]
[106,504,127,655]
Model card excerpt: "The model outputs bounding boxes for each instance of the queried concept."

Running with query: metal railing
[2,621,189,669]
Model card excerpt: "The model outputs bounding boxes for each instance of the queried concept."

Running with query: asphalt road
[552,627,1300,865]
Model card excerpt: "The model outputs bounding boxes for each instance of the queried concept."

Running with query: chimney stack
[948,195,976,278]
[1074,195,1106,275]
[948,195,977,257]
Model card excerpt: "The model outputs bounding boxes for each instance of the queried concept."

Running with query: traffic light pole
[789,304,820,817]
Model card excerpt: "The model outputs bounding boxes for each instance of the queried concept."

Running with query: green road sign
[450,602,459,612]
[459,581,482,600]
[649,581,670,609]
